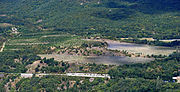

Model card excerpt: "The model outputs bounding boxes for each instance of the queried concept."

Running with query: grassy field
[3,30,91,54]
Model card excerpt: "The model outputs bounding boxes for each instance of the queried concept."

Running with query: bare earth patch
[26,60,41,73]
[38,54,154,65]
[84,39,176,56]
[0,23,13,27]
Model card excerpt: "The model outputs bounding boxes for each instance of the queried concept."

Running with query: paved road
[66,73,110,78]
[21,73,110,79]
[3,73,110,79]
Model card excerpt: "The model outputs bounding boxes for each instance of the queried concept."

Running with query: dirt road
[0,42,6,52]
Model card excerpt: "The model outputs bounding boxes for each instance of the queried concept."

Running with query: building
[173,76,180,83]
[20,73,33,78]
[66,73,110,79]
[11,27,19,34]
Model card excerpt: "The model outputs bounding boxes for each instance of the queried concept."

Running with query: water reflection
[85,56,154,65]
[39,54,154,65]
[107,42,175,55]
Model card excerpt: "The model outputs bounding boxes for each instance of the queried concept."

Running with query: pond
[38,39,177,65]
[106,40,176,56]
[38,54,154,65]
[85,56,153,65]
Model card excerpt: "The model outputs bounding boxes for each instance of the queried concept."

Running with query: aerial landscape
[0,0,180,91]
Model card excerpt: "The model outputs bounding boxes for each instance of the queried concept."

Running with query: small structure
[172,76,180,83]
[89,78,94,82]
[80,80,84,84]
[11,27,19,34]
[20,73,33,78]
[12,27,17,31]
[80,3,83,5]
[97,1,100,4]
[36,19,42,23]
[69,81,76,88]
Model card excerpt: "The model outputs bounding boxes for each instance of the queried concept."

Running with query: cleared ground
[38,54,154,65]
[107,40,176,56]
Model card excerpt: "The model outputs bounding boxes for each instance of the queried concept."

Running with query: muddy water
[85,56,153,65]
[38,39,176,65]
[38,54,154,65]
[107,41,176,56]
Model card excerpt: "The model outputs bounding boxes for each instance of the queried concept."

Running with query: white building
[66,73,110,79]
[21,73,33,78]
[173,76,180,83]
[11,27,19,34]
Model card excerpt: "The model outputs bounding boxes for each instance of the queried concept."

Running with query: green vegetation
[3,53,179,91]
[94,78,180,92]
[109,53,180,80]
[0,50,41,73]
[40,58,69,73]
[0,0,180,91]
[0,0,180,39]
[101,53,180,91]
[15,76,106,92]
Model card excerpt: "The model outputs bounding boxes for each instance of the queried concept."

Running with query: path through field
[0,42,6,52]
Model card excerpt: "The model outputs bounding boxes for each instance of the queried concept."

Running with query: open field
[38,54,85,63]
[107,40,176,56]
[38,54,154,65]
[3,31,86,52]
[84,39,176,56]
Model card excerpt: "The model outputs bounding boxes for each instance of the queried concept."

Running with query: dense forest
[0,0,180,39]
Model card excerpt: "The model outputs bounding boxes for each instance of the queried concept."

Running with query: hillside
[0,0,180,91]
[0,0,180,39]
